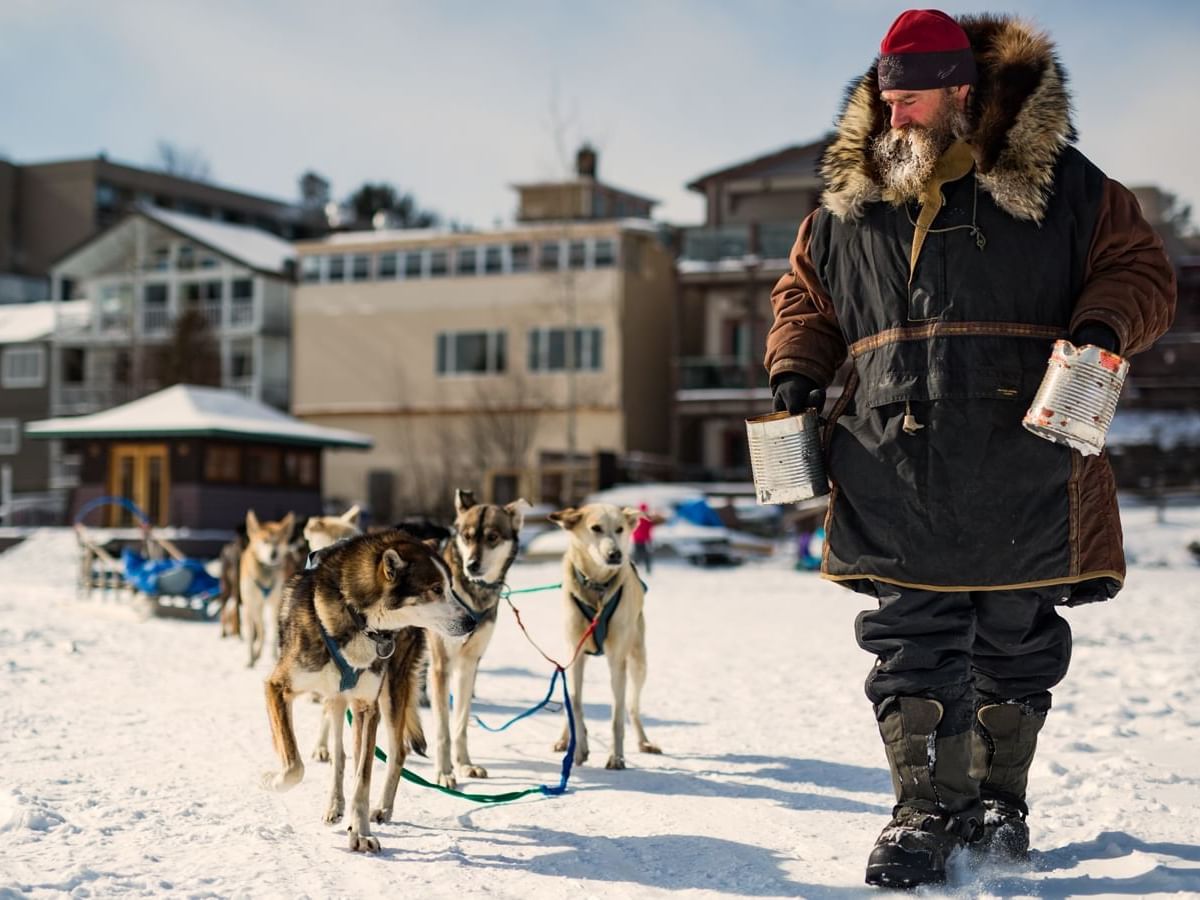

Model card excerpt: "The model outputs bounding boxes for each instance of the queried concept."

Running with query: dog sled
[74,496,221,621]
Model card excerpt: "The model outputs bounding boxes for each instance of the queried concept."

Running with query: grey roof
[25,384,371,449]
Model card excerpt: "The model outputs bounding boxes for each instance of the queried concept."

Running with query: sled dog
[549,503,661,769]
[303,505,362,553]
[239,510,295,667]
[217,529,247,639]
[262,531,475,852]
[428,490,529,788]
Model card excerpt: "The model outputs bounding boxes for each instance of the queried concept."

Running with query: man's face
[870,85,969,197]
[881,87,964,131]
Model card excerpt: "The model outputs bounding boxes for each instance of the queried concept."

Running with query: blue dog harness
[569,565,647,657]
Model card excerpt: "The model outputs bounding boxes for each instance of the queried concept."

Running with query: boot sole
[865,862,946,889]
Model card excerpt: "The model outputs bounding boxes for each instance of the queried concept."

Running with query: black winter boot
[973,699,1047,859]
[865,697,986,888]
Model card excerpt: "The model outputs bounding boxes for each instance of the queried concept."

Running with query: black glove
[772,373,826,415]
[1071,322,1121,354]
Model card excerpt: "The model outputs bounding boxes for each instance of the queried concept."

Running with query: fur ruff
[821,14,1075,224]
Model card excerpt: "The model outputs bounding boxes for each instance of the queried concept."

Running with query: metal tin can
[746,409,830,505]
[1022,339,1129,457]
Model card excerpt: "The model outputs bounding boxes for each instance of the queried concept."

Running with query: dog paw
[552,738,568,753]
[573,749,589,766]
[436,771,458,790]
[348,832,380,853]
[605,754,626,770]
[260,766,303,792]
[639,741,662,754]
[370,806,392,824]
[458,765,487,780]
[323,800,344,825]
[311,745,330,763]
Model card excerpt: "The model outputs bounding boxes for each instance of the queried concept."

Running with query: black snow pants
[855,583,1072,733]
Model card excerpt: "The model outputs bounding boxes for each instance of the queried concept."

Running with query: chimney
[576,144,597,179]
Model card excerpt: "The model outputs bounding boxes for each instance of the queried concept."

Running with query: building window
[351,254,371,281]
[539,241,560,271]
[484,245,503,274]
[1,345,47,388]
[593,238,616,268]
[528,326,603,372]
[147,246,170,272]
[429,250,448,277]
[568,240,587,270]
[301,256,322,282]
[455,246,477,276]
[0,419,19,455]
[404,252,424,278]
[204,444,241,482]
[327,255,346,282]
[231,279,253,300]
[246,447,281,485]
[230,338,254,379]
[283,450,318,487]
[377,252,399,279]
[177,245,195,271]
[199,254,220,269]
[143,284,169,333]
[511,243,531,273]
[184,281,222,302]
[436,330,507,375]
[62,348,85,384]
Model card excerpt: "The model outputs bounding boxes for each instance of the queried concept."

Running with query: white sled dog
[428,489,529,788]
[548,503,661,769]
[239,509,295,668]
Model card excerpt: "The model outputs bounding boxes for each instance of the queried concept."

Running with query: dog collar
[252,579,274,598]
[450,587,488,626]
[572,585,624,657]
[572,565,619,596]
[317,618,365,692]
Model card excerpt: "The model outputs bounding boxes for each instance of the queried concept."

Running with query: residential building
[674,140,826,480]
[0,299,88,523]
[292,217,675,518]
[43,206,297,495]
[512,145,657,224]
[0,154,325,300]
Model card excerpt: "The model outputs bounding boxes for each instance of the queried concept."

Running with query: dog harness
[317,608,397,692]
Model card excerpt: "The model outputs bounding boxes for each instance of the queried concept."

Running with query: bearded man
[764,9,1176,889]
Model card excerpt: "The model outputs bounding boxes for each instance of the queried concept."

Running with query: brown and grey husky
[239,510,295,668]
[428,489,529,788]
[548,503,661,770]
[262,531,476,852]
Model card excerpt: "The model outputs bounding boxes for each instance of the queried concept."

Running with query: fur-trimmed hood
[821,14,1075,224]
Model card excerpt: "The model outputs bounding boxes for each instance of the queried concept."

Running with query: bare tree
[152,310,221,387]
[463,373,546,483]
[153,141,212,181]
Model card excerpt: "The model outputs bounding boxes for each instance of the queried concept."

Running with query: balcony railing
[677,356,770,391]
[55,384,133,415]
[229,301,255,328]
[143,307,171,333]
[680,223,799,263]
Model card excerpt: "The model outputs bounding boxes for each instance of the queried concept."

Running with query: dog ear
[246,509,261,533]
[622,506,643,529]
[280,511,296,534]
[504,498,533,531]
[548,507,582,530]
[341,504,361,526]
[380,548,406,583]
[422,537,441,552]
[455,489,477,514]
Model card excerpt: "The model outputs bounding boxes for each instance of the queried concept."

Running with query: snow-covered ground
[2,501,1199,899]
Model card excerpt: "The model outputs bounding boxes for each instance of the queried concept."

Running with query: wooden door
[108,444,170,526]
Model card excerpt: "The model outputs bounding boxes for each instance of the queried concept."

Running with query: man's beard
[871,96,970,199]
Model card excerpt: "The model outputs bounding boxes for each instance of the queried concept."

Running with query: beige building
[292,218,675,519]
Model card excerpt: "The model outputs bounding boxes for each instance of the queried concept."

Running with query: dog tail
[405,695,427,757]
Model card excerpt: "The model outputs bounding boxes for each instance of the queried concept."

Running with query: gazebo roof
[25,384,372,449]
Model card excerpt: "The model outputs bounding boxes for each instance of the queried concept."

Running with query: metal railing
[677,356,770,391]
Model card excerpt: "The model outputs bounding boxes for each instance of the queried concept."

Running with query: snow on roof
[1107,408,1200,450]
[139,206,295,275]
[0,300,90,344]
[24,384,371,449]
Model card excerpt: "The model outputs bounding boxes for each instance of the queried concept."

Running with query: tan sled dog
[548,503,661,769]
[239,510,295,668]
[303,504,361,553]
[262,531,476,853]
[428,490,529,788]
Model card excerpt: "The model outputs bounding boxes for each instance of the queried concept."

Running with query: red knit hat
[877,9,977,91]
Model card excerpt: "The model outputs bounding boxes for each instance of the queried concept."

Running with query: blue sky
[1,0,1196,228]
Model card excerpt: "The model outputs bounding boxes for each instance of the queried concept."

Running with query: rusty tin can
[1023,339,1129,457]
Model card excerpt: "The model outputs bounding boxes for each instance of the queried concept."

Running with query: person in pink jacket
[631,502,655,575]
